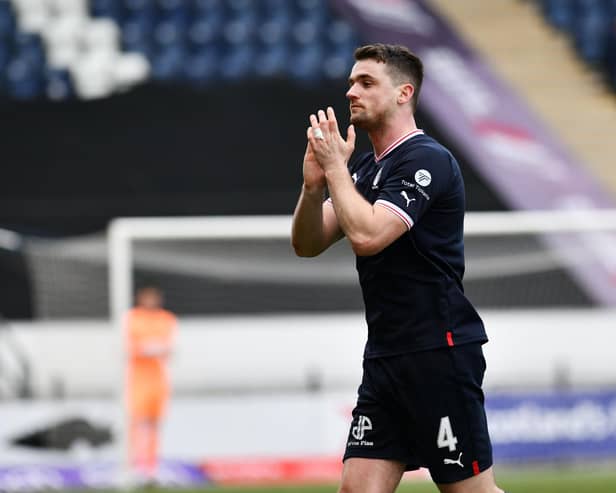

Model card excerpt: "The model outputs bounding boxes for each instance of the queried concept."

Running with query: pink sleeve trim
[375,200,413,230]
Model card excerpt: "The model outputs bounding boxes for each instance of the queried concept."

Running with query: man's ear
[397,83,414,104]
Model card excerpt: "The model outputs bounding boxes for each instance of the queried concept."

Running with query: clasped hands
[306,106,356,173]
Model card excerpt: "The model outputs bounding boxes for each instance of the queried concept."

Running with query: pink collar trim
[374,129,424,162]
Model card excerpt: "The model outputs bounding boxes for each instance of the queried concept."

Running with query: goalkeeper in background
[125,285,177,484]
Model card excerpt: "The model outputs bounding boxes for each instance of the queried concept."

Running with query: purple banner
[487,390,616,462]
[332,0,616,304]
[0,460,208,491]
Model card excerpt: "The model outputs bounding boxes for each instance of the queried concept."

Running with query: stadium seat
[187,14,222,52]
[291,18,321,49]
[50,0,89,18]
[70,49,116,98]
[326,19,357,49]
[112,51,149,89]
[151,43,185,81]
[289,43,323,83]
[254,42,288,78]
[225,0,257,20]
[5,56,43,100]
[256,15,289,48]
[45,67,75,100]
[40,14,85,62]
[606,19,616,85]
[192,0,224,18]
[158,0,190,25]
[90,0,123,21]
[121,13,154,54]
[323,47,352,80]
[81,18,121,53]
[184,47,218,84]
[153,17,186,49]
[0,40,12,77]
[573,9,610,64]
[219,44,254,80]
[541,0,576,33]
[537,0,616,90]
[124,0,155,17]
[0,1,16,39]
[222,15,255,48]
[14,32,46,67]
[259,0,291,20]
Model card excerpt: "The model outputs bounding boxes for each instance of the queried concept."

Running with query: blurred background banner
[2,388,615,489]
[333,0,615,209]
[0,461,208,491]
[489,389,616,462]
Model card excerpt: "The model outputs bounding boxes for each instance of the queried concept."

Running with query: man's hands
[302,130,326,192]
[306,107,356,174]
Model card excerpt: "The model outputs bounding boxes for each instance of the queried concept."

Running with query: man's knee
[338,458,405,493]
[435,467,503,493]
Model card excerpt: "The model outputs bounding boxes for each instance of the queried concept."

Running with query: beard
[350,108,386,132]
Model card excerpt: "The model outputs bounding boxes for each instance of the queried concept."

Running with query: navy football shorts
[343,343,493,484]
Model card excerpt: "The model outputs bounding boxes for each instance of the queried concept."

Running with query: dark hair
[354,43,424,111]
[135,284,162,297]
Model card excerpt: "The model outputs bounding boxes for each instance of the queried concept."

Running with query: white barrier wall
[6,309,616,398]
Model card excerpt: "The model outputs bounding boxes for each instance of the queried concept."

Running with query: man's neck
[369,117,418,158]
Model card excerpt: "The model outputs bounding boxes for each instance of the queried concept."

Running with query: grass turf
[114,463,616,493]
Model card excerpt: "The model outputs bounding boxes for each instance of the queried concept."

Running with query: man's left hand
[307,107,355,172]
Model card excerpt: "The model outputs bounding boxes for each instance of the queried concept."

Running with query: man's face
[346,59,399,131]
[137,289,162,309]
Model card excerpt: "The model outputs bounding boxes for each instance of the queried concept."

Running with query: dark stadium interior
[0,80,507,236]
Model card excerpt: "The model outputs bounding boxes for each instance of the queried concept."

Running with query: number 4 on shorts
[437,416,458,452]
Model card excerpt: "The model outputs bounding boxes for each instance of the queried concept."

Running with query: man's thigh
[339,458,405,493]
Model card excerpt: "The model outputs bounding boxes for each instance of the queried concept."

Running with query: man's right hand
[302,128,326,192]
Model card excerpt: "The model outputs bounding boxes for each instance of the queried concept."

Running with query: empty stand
[0,0,359,100]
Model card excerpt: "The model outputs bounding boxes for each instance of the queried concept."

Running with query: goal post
[107,209,616,484]
[108,215,293,486]
[109,209,616,321]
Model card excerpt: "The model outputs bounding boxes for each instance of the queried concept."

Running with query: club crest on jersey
[415,169,432,187]
[372,167,383,189]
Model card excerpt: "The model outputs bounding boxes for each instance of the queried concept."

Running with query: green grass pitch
[100,463,616,493]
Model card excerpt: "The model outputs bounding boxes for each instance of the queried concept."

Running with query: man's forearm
[325,167,378,253]
[291,184,328,257]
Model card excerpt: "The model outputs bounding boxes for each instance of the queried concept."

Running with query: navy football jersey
[329,130,487,358]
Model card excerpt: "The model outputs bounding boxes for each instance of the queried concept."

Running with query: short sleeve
[375,146,453,228]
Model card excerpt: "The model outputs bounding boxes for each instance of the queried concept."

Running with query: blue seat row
[0,1,75,100]
[91,0,330,25]
[119,14,355,54]
[1,0,360,100]
[540,0,616,70]
[152,41,355,84]
[92,0,359,85]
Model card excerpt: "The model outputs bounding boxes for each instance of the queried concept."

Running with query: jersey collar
[374,129,424,163]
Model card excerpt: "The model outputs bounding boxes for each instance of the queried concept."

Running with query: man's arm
[291,187,342,257]
[309,108,407,256]
[325,166,407,256]
[291,130,344,257]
